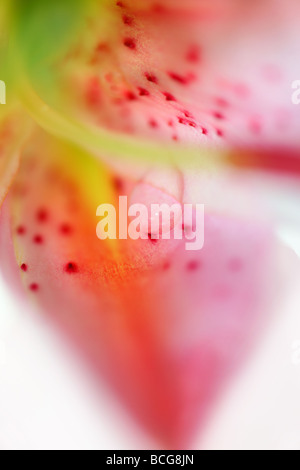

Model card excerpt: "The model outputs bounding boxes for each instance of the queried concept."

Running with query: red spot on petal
[29,283,39,292]
[149,119,159,129]
[168,72,190,85]
[123,38,136,49]
[33,235,44,244]
[64,262,79,274]
[145,73,158,84]
[122,15,134,26]
[60,224,73,235]
[36,208,49,223]
[138,87,150,96]
[186,45,201,63]
[16,226,26,235]
[112,177,124,192]
[187,260,201,271]
[183,110,194,118]
[95,42,109,54]
[163,92,176,102]
[178,117,196,128]
[125,90,137,101]
[213,111,225,120]
[20,263,28,272]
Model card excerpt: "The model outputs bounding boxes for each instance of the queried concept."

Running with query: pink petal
[1,129,283,448]
[15,0,300,157]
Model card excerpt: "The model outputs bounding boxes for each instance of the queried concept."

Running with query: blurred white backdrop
[0,274,154,450]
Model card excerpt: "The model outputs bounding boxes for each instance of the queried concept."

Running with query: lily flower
[0,0,300,449]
